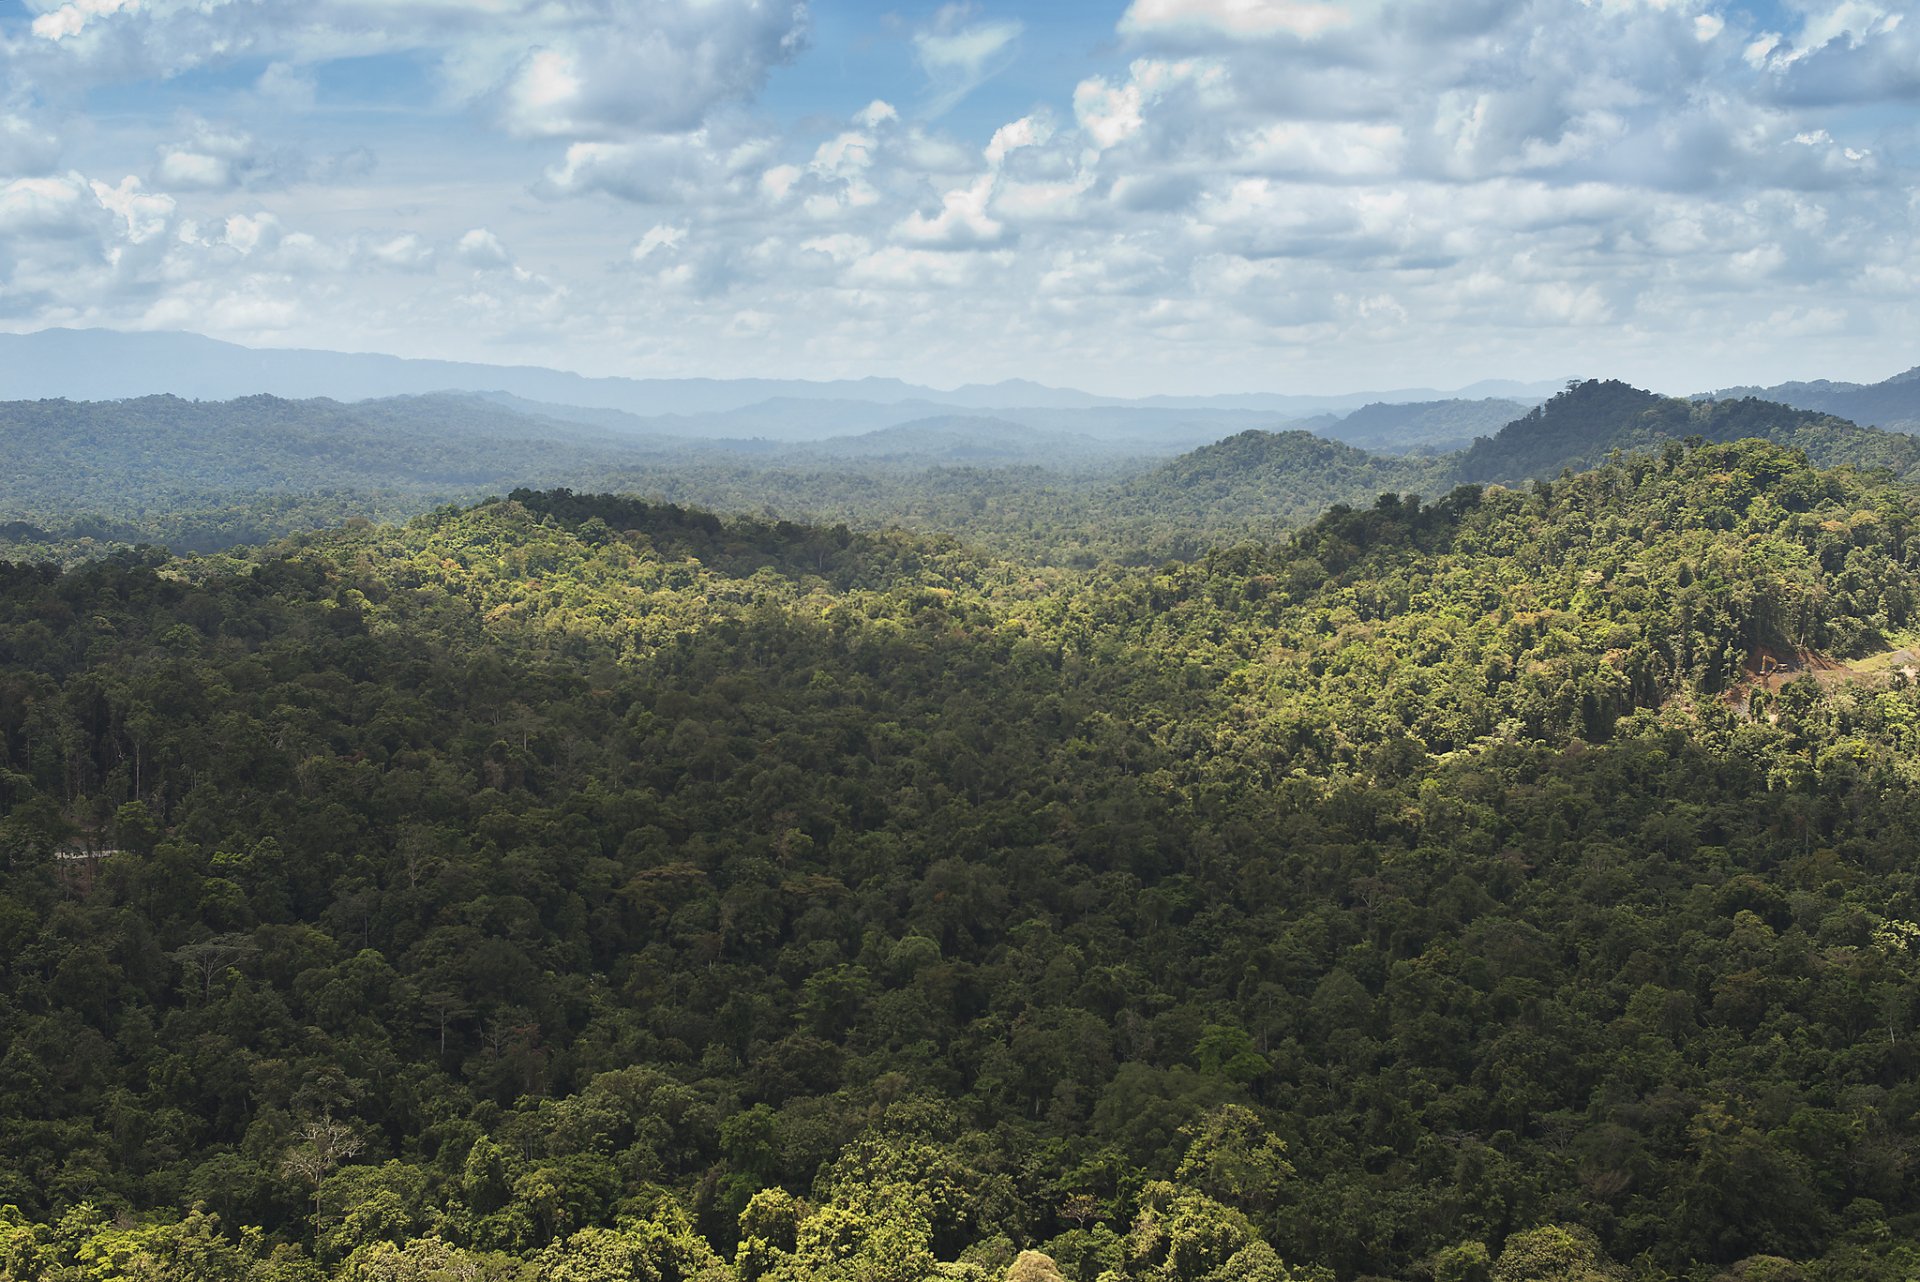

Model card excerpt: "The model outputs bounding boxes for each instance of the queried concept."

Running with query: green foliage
[3,440,1920,1281]
[1490,1225,1624,1282]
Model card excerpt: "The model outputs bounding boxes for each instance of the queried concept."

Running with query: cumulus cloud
[18,0,809,141]
[148,118,326,191]
[221,212,281,255]
[30,0,140,43]
[896,175,1006,248]
[541,130,774,205]
[91,177,175,244]
[984,114,1051,167]
[457,228,513,268]
[0,175,95,237]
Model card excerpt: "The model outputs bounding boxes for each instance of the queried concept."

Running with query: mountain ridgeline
[1452,379,1920,482]
[1704,365,1920,433]
[3,440,1920,1280]
[6,377,1920,568]
[1105,378,1920,540]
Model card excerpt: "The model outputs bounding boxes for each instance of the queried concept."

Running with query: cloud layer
[0,0,1916,393]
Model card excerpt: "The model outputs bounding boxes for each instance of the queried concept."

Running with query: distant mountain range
[6,328,1919,563]
[0,327,1566,425]
[1116,379,1920,531]
[1320,398,1529,453]
[7,374,1915,565]
[1700,366,1920,432]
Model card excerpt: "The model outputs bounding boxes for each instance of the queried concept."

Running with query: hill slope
[1454,378,1920,481]
[1097,429,1450,545]
[9,379,1920,573]
[3,442,1920,1278]
[1705,364,1920,431]
[1317,396,1530,453]
[786,416,1113,463]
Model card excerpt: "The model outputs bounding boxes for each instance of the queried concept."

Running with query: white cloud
[896,175,1006,248]
[856,100,899,129]
[502,48,585,136]
[846,245,982,288]
[542,130,771,204]
[1073,59,1223,152]
[1240,121,1406,177]
[914,9,1024,116]
[811,131,879,179]
[0,175,93,236]
[31,0,140,42]
[155,149,232,190]
[1120,0,1370,39]
[254,61,316,109]
[798,233,869,263]
[630,225,686,261]
[761,164,804,201]
[457,228,513,268]
[985,115,1051,168]
[222,212,279,255]
[149,120,294,191]
[90,176,174,243]
[366,232,434,271]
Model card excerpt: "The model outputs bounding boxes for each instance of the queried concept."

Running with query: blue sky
[0,0,1915,395]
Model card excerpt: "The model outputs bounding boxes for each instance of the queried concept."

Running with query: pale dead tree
[1058,1192,1100,1230]
[417,989,473,1055]
[171,933,257,1003]
[396,825,440,891]
[281,1112,363,1219]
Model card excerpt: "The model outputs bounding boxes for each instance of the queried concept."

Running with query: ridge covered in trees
[1452,380,1920,483]
[10,380,1920,570]
[1,440,1920,1279]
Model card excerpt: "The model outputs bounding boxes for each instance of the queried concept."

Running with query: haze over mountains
[4,325,1920,570]
[5,329,1919,569]
[0,328,1560,443]
[1702,367,1920,433]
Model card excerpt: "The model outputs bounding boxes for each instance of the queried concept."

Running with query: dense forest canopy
[2,437,1920,1280]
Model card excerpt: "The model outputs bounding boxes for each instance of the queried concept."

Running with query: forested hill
[5,440,1920,1280]
[1109,381,1920,545]
[1317,397,1528,453]
[1451,379,1920,482]
[0,392,646,501]
[0,392,668,554]
[1092,430,1452,550]
[9,380,1920,570]
[1704,365,1920,432]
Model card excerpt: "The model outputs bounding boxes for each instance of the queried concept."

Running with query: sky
[0,0,1915,396]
